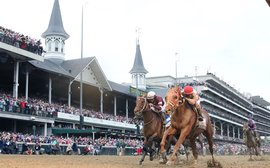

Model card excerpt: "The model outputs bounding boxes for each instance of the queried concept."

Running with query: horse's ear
[142,93,147,97]
[177,86,181,93]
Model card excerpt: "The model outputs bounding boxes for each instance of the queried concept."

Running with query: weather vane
[135,27,141,45]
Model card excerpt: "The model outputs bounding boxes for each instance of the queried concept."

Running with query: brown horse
[160,86,215,166]
[134,95,164,165]
[243,123,261,160]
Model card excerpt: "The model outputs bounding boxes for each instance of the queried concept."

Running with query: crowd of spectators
[0,91,139,125]
[0,26,43,56]
[0,131,143,155]
[2,131,270,156]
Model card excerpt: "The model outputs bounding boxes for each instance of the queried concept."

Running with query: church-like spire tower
[42,0,69,64]
[129,28,148,90]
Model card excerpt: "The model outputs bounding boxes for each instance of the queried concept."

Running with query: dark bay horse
[243,123,261,160]
[134,95,164,165]
[160,86,215,166]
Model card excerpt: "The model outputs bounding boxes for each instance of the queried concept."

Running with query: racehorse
[243,123,261,160]
[134,95,164,165]
[160,86,216,166]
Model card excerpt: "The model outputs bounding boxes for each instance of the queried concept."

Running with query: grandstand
[147,74,270,142]
[1,0,270,157]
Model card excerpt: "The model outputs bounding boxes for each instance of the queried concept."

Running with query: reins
[139,97,155,126]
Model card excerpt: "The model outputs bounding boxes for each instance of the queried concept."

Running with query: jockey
[146,91,166,124]
[248,117,258,139]
[182,85,203,121]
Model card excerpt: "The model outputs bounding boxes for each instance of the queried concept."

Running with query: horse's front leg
[139,146,147,165]
[159,127,175,164]
[248,148,253,161]
[160,127,170,154]
[167,127,190,165]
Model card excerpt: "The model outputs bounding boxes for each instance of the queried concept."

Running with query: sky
[1,0,270,102]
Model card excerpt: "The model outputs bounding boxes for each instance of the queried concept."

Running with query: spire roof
[129,43,148,74]
[42,0,69,39]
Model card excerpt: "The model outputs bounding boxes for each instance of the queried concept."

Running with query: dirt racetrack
[0,154,269,168]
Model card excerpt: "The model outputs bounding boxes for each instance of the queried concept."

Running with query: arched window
[61,42,64,53]
[55,40,59,52]
[48,41,52,51]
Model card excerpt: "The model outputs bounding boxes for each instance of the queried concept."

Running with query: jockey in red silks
[182,85,204,121]
[146,91,166,124]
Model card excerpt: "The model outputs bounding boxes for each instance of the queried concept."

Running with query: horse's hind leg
[139,145,148,165]
[190,138,198,159]
[204,129,215,162]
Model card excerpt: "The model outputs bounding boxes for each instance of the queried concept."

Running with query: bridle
[135,97,154,126]
[166,88,184,113]
[138,97,147,114]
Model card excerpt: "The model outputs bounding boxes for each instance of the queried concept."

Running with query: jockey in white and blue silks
[165,114,171,128]
[162,98,171,128]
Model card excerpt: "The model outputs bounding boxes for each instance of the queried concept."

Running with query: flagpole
[79,4,84,129]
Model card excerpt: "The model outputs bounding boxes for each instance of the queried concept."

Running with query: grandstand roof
[108,80,134,96]
[251,96,270,107]
[29,59,71,77]
[42,0,69,39]
[61,57,94,77]
[0,42,44,62]
[29,57,112,91]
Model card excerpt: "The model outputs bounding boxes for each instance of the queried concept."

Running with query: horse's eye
[173,95,178,100]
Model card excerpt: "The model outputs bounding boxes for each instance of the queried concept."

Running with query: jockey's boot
[140,127,144,135]
[195,104,203,121]
[197,109,204,121]
[161,112,166,125]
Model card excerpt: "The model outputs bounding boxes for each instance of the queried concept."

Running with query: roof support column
[13,120,17,133]
[213,121,216,136]
[68,79,75,107]
[25,70,29,101]
[92,125,95,142]
[48,76,52,104]
[237,127,240,139]
[114,96,117,116]
[125,99,129,120]
[44,123,47,137]
[99,88,103,113]
[13,61,19,100]
[220,123,224,136]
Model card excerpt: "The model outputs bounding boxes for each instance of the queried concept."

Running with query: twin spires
[42,1,148,88]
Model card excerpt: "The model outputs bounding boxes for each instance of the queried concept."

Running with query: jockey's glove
[150,107,155,111]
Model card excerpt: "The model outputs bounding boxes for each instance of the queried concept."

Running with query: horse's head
[243,123,249,132]
[165,86,182,114]
[134,95,148,117]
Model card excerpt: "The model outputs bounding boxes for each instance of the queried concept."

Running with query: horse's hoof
[139,161,143,165]
[159,158,167,164]
[166,160,173,166]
